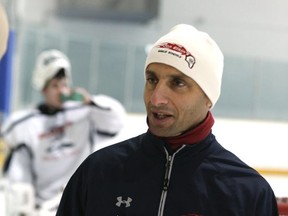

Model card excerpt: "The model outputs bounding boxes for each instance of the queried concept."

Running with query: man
[1,49,126,208]
[0,3,9,59]
[56,24,278,215]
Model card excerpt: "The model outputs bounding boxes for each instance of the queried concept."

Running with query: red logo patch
[157,42,196,69]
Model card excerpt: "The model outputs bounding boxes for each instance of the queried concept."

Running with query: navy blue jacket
[56,132,278,216]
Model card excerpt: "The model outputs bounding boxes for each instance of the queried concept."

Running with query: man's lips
[152,112,172,119]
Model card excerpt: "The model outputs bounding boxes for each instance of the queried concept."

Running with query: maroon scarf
[150,111,214,150]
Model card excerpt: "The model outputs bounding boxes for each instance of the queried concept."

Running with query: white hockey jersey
[1,94,126,206]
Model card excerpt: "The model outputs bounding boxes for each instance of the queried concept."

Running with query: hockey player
[1,49,126,208]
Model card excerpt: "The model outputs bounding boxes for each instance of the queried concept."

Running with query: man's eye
[146,77,157,84]
[173,79,185,87]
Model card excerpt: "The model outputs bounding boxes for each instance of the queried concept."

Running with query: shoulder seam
[1,112,39,136]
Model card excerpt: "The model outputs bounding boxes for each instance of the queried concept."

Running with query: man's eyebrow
[145,69,155,76]
[145,69,189,80]
[170,74,184,79]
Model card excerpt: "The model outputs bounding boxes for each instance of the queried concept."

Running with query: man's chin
[49,102,63,109]
[149,127,172,138]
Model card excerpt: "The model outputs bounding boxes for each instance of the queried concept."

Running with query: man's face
[144,63,211,137]
[42,77,70,108]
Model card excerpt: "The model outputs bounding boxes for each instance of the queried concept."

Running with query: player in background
[1,49,126,210]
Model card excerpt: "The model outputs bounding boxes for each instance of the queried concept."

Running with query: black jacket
[56,132,278,216]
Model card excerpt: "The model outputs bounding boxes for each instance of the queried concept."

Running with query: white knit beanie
[32,49,72,91]
[145,24,224,108]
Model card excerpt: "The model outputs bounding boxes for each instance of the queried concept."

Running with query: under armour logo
[116,196,133,208]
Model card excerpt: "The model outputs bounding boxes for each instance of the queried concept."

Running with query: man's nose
[59,86,70,95]
[150,83,169,106]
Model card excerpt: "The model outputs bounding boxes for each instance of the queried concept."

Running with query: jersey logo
[46,142,74,153]
[116,196,133,208]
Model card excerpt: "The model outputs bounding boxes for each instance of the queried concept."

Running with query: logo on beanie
[43,56,61,66]
[157,43,195,69]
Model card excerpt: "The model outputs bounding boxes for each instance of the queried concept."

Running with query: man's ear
[41,84,48,94]
[206,99,212,109]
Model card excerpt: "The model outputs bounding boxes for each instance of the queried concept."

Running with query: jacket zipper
[157,146,185,216]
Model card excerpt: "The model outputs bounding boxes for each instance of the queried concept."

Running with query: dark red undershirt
[149,111,214,150]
